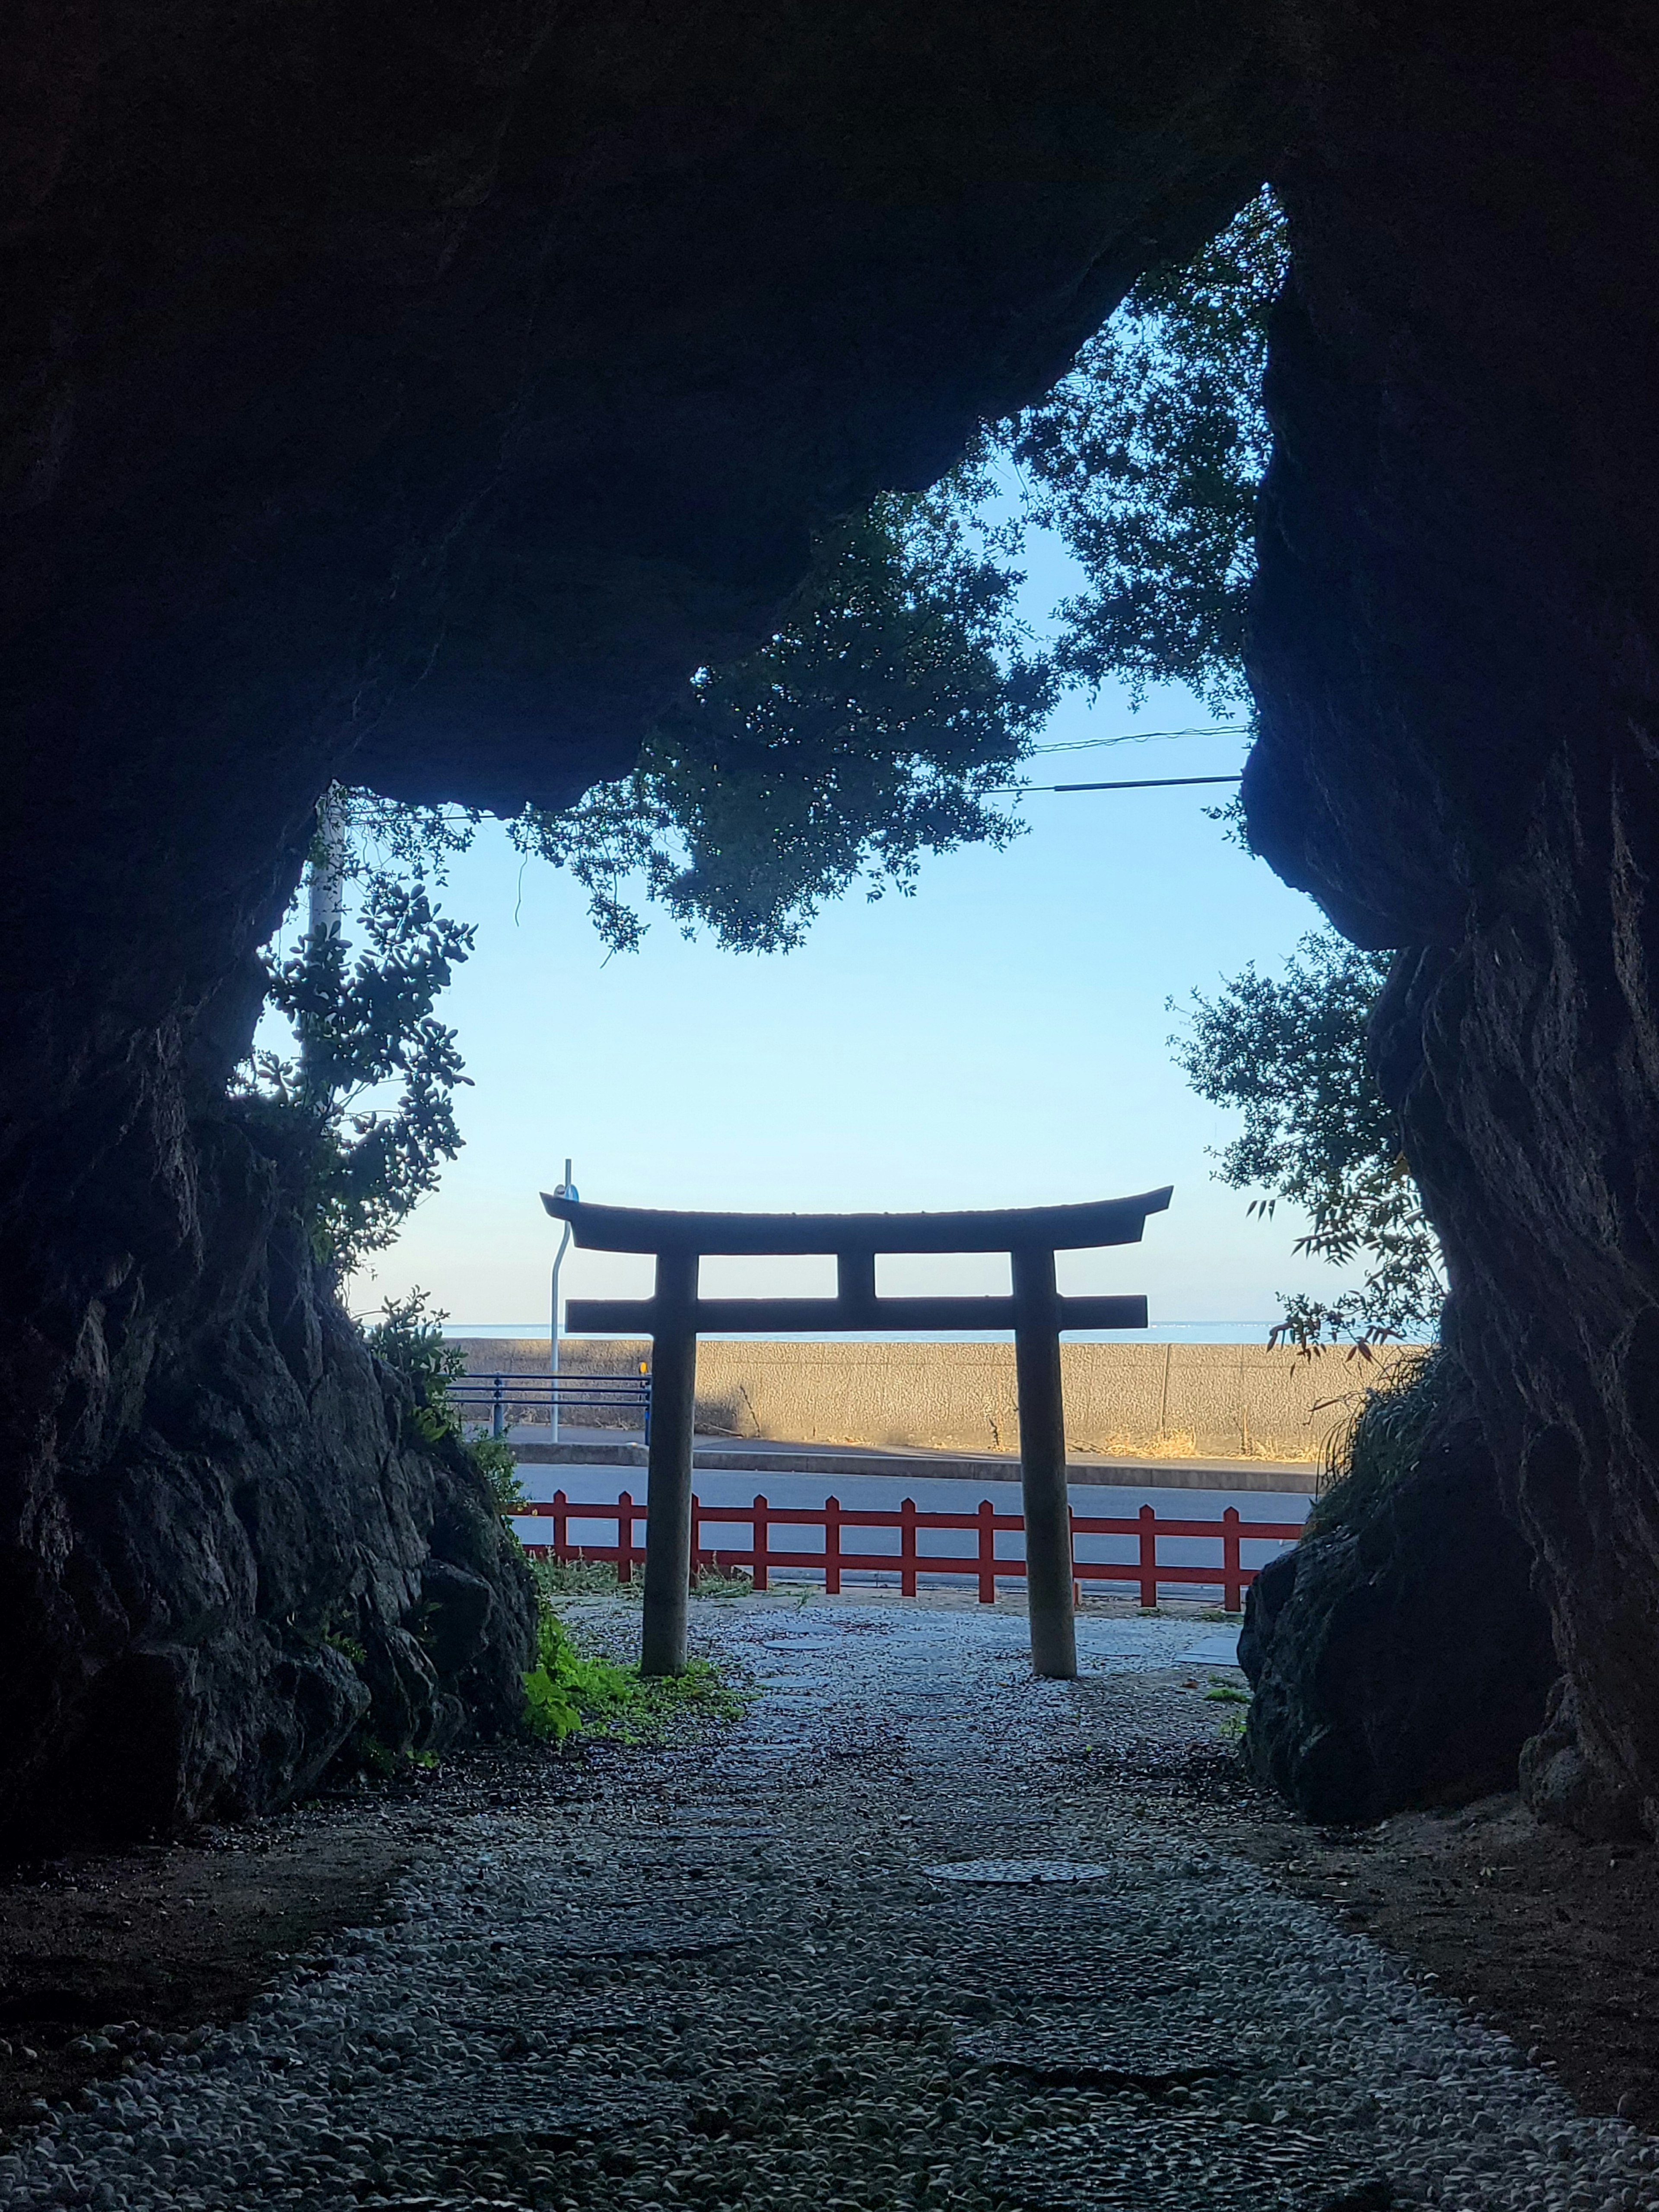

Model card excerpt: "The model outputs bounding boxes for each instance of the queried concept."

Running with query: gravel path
[3,1597,1654,2211]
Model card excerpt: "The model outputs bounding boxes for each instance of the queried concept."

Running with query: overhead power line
[994,772,1245,795]
[1052,772,1244,794]
[1026,724,1249,756]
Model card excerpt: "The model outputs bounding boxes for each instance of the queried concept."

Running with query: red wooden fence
[517,1491,1301,1614]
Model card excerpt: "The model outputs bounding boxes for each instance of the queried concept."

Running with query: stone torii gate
[540,1189,1173,1681]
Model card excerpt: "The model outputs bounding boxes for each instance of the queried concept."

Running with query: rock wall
[1245,7,1659,1828]
[11,0,1659,1847]
[1,3,1283,1842]
[0,1102,537,1855]
[1238,1350,1557,1824]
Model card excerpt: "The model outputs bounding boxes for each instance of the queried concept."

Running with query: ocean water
[445,1320,1433,1345]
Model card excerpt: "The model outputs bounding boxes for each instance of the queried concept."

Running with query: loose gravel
[2,1597,1653,2211]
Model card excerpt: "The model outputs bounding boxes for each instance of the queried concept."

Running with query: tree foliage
[238,862,474,1277]
[1006,188,1286,712]
[1170,931,1445,1347]
[242,474,1046,1267]
[1004,187,1443,1346]
[509,196,1287,966]
[366,1289,527,1511]
[242,183,1442,1352]
[510,480,1052,953]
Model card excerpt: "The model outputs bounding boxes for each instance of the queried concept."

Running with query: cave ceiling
[11,0,1659,1850]
[3,0,1284,823]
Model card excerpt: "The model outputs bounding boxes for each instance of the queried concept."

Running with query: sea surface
[446,1321,1433,1344]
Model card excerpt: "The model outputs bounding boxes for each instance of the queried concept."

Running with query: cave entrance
[540,1187,1172,1680]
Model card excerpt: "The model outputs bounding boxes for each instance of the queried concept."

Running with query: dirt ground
[1,1599,1655,2149]
[1234,1792,1659,2133]
[0,1744,601,2135]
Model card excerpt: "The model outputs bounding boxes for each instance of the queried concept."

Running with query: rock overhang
[3,0,1286,814]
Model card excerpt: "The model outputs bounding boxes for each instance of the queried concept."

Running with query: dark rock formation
[1,3,1284,1842]
[1239,1356,1557,1826]
[1244,5,1659,1833]
[0,1098,537,1856]
[10,0,1659,1848]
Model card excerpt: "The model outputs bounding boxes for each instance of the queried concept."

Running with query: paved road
[485,1423,1313,1492]
[6,1599,1650,2209]
[510,1465,1309,1608]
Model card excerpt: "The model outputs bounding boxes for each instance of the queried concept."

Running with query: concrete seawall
[454,1337,1419,1465]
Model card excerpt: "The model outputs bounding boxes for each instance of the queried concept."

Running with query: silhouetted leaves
[242,871,475,1275]
[512,482,1052,953]
[1007,188,1285,711]
[1170,932,1445,1347]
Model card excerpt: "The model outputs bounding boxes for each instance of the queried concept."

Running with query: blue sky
[292,521,1365,1335]
[321,615,1359,1332]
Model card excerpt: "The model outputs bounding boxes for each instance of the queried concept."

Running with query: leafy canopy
[508,194,1286,961]
[239,867,474,1277]
[1006,188,1285,712]
[510,478,1052,954]
[243,182,1443,1354]
[241,471,1047,1271]
[1170,931,1445,1347]
[1032,189,1447,1346]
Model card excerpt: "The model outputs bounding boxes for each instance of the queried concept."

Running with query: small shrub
[471,1434,529,1515]
[366,1290,531,1517]
[365,1289,466,1405]
[355,1736,442,1780]
[1308,1347,1448,1535]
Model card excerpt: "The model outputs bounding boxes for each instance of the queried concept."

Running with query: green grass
[526,1557,755,1603]
[521,1606,749,1746]
[1204,1678,1250,1704]
[692,1563,754,1599]
[531,1557,627,1598]
[1307,1345,1445,1534]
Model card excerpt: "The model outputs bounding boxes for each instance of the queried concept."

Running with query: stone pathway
[2,1598,1655,2210]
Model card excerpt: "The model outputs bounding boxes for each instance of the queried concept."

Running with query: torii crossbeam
[540,1188,1173,1680]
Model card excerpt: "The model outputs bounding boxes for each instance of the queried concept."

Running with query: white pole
[550,1157,574,1443]
[308,786,346,942]
[302,787,347,1086]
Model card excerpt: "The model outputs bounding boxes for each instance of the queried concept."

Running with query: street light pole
[302,786,347,1085]
[550,1158,575,1443]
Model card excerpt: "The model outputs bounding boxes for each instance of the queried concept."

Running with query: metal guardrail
[448,1372,652,1442]
[518,1489,1299,1611]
